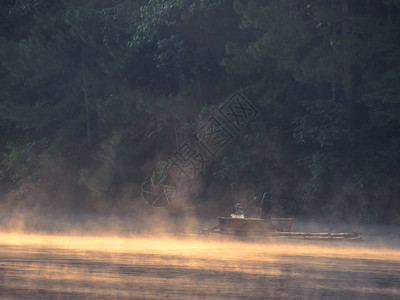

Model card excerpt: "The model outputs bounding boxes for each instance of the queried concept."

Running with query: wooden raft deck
[200,217,363,242]
[218,217,294,235]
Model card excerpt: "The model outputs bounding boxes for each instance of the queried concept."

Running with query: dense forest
[0,0,399,224]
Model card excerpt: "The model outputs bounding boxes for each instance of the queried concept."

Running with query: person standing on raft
[260,192,272,221]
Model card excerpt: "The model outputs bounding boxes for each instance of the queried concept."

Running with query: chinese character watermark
[141,91,258,207]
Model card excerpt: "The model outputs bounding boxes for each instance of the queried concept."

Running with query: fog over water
[1,231,399,299]
[2,1,400,299]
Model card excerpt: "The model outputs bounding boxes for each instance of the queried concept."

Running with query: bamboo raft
[200,217,363,242]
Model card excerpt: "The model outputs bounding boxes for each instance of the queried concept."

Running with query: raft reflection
[0,233,399,299]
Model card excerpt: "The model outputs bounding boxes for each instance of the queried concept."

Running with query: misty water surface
[1,233,400,299]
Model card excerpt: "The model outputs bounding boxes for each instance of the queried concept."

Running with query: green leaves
[9,0,41,16]
[1,0,400,221]
[293,99,347,148]
[0,137,47,183]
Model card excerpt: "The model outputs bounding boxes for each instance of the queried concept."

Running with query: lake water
[0,233,399,299]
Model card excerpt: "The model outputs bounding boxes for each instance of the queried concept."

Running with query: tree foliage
[0,0,399,222]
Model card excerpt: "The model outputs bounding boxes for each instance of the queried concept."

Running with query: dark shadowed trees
[0,0,399,222]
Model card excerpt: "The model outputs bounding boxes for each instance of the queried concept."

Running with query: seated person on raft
[231,202,245,218]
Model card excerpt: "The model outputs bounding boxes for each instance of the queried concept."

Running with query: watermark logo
[141,90,258,207]
[193,116,233,157]
[141,171,176,207]
[219,91,258,132]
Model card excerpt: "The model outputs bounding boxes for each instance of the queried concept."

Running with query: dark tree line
[0,0,399,222]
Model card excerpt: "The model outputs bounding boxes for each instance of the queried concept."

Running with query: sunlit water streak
[0,233,399,299]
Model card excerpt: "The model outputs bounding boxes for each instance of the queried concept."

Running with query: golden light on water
[1,232,399,260]
[1,232,400,299]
